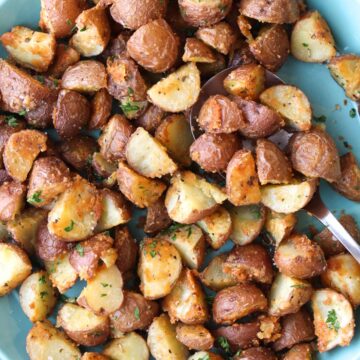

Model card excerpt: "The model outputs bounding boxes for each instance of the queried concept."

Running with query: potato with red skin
[144,197,172,234]
[182,38,216,63]
[198,52,227,78]
[47,44,80,78]
[136,105,166,134]
[212,284,267,324]
[174,324,213,351]
[234,347,277,360]
[283,343,315,360]
[91,153,117,178]
[289,128,341,183]
[0,181,26,222]
[190,133,241,173]
[89,89,112,130]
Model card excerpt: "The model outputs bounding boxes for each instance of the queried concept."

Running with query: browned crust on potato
[144,196,172,234]
[282,343,315,360]
[182,38,216,63]
[176,323,214,351]
[89,89,112,130]
[136,105,166,134]
[0,181,26,221]
[234,347,277,360]
[47,44,80,78]
[82,353,110,360]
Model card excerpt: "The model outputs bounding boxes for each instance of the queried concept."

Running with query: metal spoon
[189,66,360,264]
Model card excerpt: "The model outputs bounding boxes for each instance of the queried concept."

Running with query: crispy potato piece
[147,63,201,112]
[332,152,360,201]
[265,210,297,247]
[260,179,318,214]
[321,254,360,307]
[28,157,72,208]
[26,321,81,360]
[4,130,47,182]
[190,133,241,173]
[138,238,182,299]
[91,153,117,178]
[239,0,299,24]
[89,89,112,130]
[256,139,292,185]
[183,38,216,63]
[213,284,267,324]
[274,233,326,279]
[260,85,312,131]
[283,343,315,360]
[57,303,109,346]
[0,181,26,221]
[176,323,214,351]
[0,26,56,72]
[235,347,277,360]
[117,161,167,208]
[198,253,238,291]
[136,105,166,134]
[148,314,189,360]
[291,11,336,63]
[189,352,223,360]
[48,177,102,241]
[165,171,227,224]
[62,60,107,93]
[268,273,313,316]
[289,128,341,182]
[19,271,57,322]
[70,6,111,57]
[312,289,354,352]
[328,54,360,101]
[47,44,80,78]
[82,353,109,360]
[223,244,274,284]
[144,196,172,234]
[0,243,32,296]
[198,52,227,78]
[197,207,232,249]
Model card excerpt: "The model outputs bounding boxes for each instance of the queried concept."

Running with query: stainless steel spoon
[189,66,360,264]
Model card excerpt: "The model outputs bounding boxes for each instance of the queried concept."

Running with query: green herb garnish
[217,336,231,353]
[28,191,43,204]
[80,26,87,32]
[150,250,157,258]
[38,275,46,284]
[302,43,309,47]
[4,116,18,127]
[18,109,26,116]
[64,220,75,232]
[60,294,77,303]
[40,291,48,299]
[66,19,72,26]
[120,100,140,115]
[326,309,340,332]
[35,75,45,84]
[134,306,140,320]
[75,243,84,257]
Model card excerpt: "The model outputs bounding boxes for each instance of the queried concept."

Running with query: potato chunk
[176,323,214,351]
[183,38,216,63]
[265,210,297,247]
[47,44,80,78]
[0,181,26,222]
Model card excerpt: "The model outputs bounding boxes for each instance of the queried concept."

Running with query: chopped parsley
[302,43,309,47]
[18,109,27,116]
[64,220,75,232]
[326,309,340,332]
[127,87,134,96]
[38,275,46,284]
[120,100,141,116]
[75,243,84,257]
[4,115,18,127]
[59,294,77,303]
[80,26,87,32]
[66,19,72,26]
[101,293,107,297]
[134,306,140,320]
[161,223,187,235]
[101,283,111,288]
[251,206,261,219]
[217,336,231,353]
[349,108,357,118]
[28,191,43,204]
[40,291,48,299]
[53,78,59,87]
[150,250,157,258]
[35,75,45,84]
[198,354,210,360]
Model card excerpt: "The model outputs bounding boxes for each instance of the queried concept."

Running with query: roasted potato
[328,54,360,101]
[0,181,26,222]
[165,171,227,224]
[332,152,360,201]
[234,347,277,360]
[226,150,261,206]
[197,207,232,249]
[198,52,227,77]
[256,139,292,185]
[176,323,214,351]
[144,197,172,234]
[274,233,326,279]
[212,284,267,324]
[265,211,297,247]
[62,60,107,93]
[0,26,56,72]
[26,320,81,360]
[89,89,112,130]
[47,44,80,78]
[70,6,111,57]
[183,38,216,63]
[291,11,336,63]
[261,179,318,214]
[190,133,240,173]
[147,314,189,360]
[163,268,208,324]
[138,238,182,299]
[239,0,299,24]
[223,64,265,100]
[91,152,117,178]
[82,353,109,360]
[4,130,47,182]
[178,0,232,27]
[312,288,354,352]
[0,243,32,296]
[137,105,166,134]
[283,343,315,360]
[57,303,109,346]
[223,244,274,284]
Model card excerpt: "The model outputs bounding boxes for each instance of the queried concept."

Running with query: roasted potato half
[183,38,216,63]
[47,44,80,78]
[91,152,117,178]
[0,181,26,222]
[137,105,166,134]
[283,343,315,360]
[265,210,297,247]
[144,197,172,234]
[89,89,112,130]
[176,323,214,351]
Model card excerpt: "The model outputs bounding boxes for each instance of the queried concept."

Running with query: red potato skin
[89,89,112,130]
[135,105,166,134]
[47,44,80,78]
[0,181,26,222]
[234,347,277,360]
[144,196,172,234]
[0,116,26,158]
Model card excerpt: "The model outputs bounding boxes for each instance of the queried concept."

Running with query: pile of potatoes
[0,0,359,359]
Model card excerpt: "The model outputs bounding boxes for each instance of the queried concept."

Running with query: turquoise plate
[0,0,360,359]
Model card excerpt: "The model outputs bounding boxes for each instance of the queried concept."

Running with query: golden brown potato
[0,243,32,296]
[283,343,314,360]
[70,6,111,57]
[197,95,245,134]
[234,347,277,360]
[328,54,360,101]
[176,323,214,351]
[190,133,241,173]
[239,0,299,24]
[183,38,216,63]
[178,0,232,27]
[0,26,56,72]
[27,157,72,208]
[274,233,326,279]
[144,197,172,234]
[249,25,289,71]
[223,64,265,100]
[89,89,112,130]
[47,44,80,78]
[228,40,256,67]
[198,52,227,78]
[265,210,297,247]
[289,128,341,182]
[82,353,109,360]
[189,352,223,360]
[110,291,159,333]
[223,244,274,284]
[91,153,117,178]
[291,11,336,63]
[256,139,292,185]
[117,161,167,208]
[226,150,261,206]
[39,0,87,38]
[195,22,236,55]
[332,152,360,201]
[273,308,315,351]
[136,105,166,134]
[53,90,90,139]
[163,268,208,324]
[213,284,267,324]
[57,303,109,346]
[0,181,26,222]
[62,60,107,93]
[4,130,47,183]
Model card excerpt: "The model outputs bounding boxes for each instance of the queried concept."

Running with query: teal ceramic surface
[0,0,360,359]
